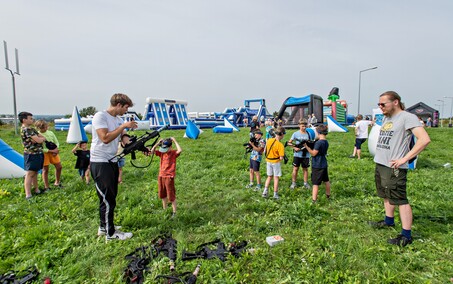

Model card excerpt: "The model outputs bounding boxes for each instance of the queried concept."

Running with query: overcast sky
[1,1,452,118]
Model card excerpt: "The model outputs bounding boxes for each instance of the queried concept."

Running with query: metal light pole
[437,99,445,127]
[357,66,378,115]
[444,96,453,127]
[3,40,21,135]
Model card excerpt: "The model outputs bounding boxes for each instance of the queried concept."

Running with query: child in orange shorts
[150,137,182,218]
[35,120,63,190]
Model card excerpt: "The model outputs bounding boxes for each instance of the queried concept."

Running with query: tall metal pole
[444,96,453,128]
[437,99,445,128]
[3,40,20,135]
[357,66,378,115]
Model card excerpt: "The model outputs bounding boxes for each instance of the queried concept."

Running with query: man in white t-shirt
[349,114,373,159]
[90,93,138,241]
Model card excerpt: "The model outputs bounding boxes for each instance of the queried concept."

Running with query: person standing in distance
[371,91,430,247]
[349,114,374,160]
[90,93,138,241]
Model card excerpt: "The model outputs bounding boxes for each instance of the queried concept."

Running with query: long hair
[380,91,405,110]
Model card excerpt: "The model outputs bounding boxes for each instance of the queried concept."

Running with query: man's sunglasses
[377,101,392,107]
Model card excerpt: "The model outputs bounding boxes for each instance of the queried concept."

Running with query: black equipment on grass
[152,234,178,271]
[124,246,152,284]
[123,234,177,284]
[155,263,201,284]
[0,266,39,284]
[181,239,248,262]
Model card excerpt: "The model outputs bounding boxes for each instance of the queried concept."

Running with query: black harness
[182,239,248,262]
[0,267,39,284]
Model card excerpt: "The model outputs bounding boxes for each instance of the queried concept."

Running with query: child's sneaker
[303,182,311,189]
[245,183,253,189]
[262,188,268,198]
[97,225,122,236]
[254,185,261,191]
[273,192,280,200]
[105,230,133,241]
[289,183,297,190]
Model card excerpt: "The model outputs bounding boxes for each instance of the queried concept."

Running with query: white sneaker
[273,193,280,200]
[304,182,311,189]
[245,183,253,189]
[262,189,268,198]
[289,183,297,190]
[106,230,133,241]
[97,225,122,236]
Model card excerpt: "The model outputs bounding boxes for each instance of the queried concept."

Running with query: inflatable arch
[143,98,189,129]
[276,94,324,129]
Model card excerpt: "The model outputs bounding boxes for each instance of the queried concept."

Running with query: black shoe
[387,234,412,247]
[369,220,395,228]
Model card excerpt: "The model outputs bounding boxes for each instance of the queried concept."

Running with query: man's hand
[124,120,138,130]
[390,157,408,169]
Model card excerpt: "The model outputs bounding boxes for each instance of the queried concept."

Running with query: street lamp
[444,96,453,127]
[3,40,21,135]
[437,99,445,127]
[357,66,378,115]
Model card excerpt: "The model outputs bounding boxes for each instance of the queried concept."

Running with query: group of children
[19,112,183,215]
[246,119,331,203]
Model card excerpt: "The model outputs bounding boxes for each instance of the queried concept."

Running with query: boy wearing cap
[245,130,265,191]
[150,137,182,218]
[72,141,91,184]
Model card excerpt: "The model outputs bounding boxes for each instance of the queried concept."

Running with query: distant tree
[273,111,279,117]
[136,113,143,120]
[79,106,97,117]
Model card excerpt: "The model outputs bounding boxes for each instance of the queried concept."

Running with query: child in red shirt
[150,137,182,217]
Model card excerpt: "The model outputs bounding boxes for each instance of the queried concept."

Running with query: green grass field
[0,125,452,283]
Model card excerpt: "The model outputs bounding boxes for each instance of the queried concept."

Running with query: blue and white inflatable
[67,106,88,144]
[184,120,201,139]
[326,115,348,133]
[0,139,25,178]
[224,118,239,132]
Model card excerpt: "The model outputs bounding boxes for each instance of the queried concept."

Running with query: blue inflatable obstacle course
[143,98,189,129]
[189,98,272,128]
[0,138,25,178]
[54,116,92,131]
